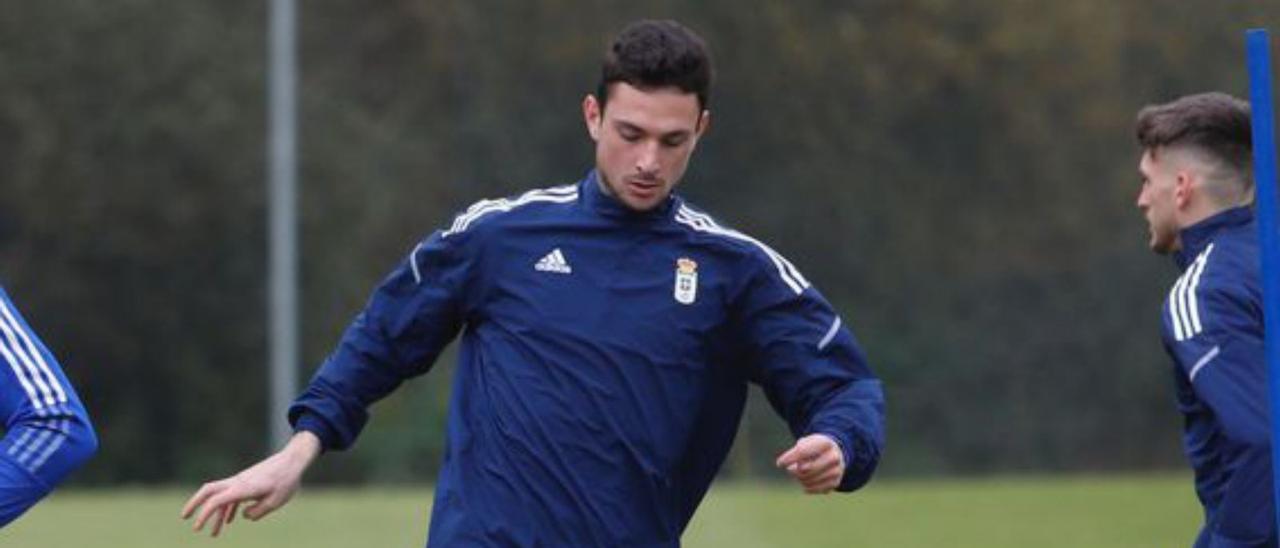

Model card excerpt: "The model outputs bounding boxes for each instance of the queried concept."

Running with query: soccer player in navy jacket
[185,19,885,545]
[0,284,96,527]
[1135,92,1276,548]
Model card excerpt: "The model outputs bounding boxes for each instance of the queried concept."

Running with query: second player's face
[583,82,708,212]
[1136,149,1182,254]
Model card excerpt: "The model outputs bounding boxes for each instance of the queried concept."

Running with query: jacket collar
[580,170,679,222]
[1174,206,1253,269]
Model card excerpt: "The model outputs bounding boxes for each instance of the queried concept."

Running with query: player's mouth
[625,178,663,200]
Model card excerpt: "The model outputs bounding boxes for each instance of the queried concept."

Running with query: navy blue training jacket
[0,284,96,527]
[1161,206,1276,548]
[290,171,885,546]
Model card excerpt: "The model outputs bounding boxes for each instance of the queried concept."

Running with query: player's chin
[622,194,667,212]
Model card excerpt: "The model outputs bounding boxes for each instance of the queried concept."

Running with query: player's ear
[695,110,711,138]
[583,95,602,141]
[1174,171,1193,208]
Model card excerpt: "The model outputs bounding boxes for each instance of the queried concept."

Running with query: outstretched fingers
[189,481,266,537]
[181,480,224,520]
[244,490,289,521]
[180,434,319,537]
[195,490,239,535]
[224,502,239,525]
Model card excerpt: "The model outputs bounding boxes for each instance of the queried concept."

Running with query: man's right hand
[180,431,322,537]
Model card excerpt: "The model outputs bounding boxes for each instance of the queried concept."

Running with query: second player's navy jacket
[291,171,885,546]
[1160,206,1276,548]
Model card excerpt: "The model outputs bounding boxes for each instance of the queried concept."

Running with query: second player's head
[1133,92,1253,254]
[583,19,713,212]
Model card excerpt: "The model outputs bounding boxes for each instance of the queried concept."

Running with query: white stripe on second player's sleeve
[6,424,42,457]
[818,317,842,351]
[0,326,54,408]
[1167,277,1186,341]
[0,299,66,405]
[1189,345,1221,382]
[0,335,44,411]
[15,423,57,464]
[29,419,71,472]
[1170,244,1216,342]
[1174,270,1196,342]
[409,243,425,284]
[1185,244,1214,337]
[0,302,68,403]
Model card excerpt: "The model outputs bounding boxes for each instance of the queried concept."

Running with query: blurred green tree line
[1,1,1277,484]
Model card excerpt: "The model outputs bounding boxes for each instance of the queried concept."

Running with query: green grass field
[4,473,1201,547]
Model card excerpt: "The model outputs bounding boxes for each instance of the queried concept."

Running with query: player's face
[1136,149,1182,254]
[583,82,709,212]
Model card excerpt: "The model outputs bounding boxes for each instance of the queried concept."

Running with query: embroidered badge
[674,257,698,305]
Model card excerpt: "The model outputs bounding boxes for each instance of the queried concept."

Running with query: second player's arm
[0,288,97,528]
[1174,285,1273,546]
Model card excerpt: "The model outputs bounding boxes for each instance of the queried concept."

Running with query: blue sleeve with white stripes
[732,252,884,492]
[289,229,475,451]
[1165,280,1272,546]
[0,286,96,527]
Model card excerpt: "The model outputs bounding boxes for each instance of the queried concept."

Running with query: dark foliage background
[1,1,1277,484]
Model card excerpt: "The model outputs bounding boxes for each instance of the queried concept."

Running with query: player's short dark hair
[1135,92,1253,181]
[596,19,713,112]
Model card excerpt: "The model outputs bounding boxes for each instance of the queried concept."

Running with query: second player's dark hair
[596,19,713,111]
[1135,92,1253,181]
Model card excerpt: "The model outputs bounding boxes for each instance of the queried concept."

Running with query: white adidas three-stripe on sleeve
[0,298,67,410]
[674,205,810,295]
[1168,244,1215,342]
[443,185,578,238]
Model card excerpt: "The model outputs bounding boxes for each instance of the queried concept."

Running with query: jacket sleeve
[288,227,479,451]
[0,288,97,527]
[731,251,884,492]
[1165,282,1273,547]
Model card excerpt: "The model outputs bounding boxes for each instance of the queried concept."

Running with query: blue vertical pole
[1246,28,1280,529]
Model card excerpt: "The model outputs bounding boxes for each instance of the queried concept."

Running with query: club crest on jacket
[674,257,698,305]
